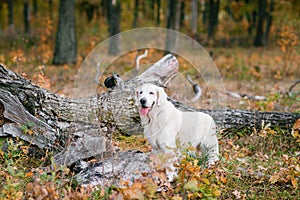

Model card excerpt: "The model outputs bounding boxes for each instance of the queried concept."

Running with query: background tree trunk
[156,0,161,25]
[264,0,274,47]
[79,0,96,23]
[207,0,219,43]
[0,55,299,166]
[106,0,121,55]
[254,0,267,47]
[191,0,198,35]
[52,0,77,65]
[48,0,53,19]
[23,0,30,35]
[33,0,37,17]
[6,0,15,33]
[165,0,180,52]
[132,0,139,27]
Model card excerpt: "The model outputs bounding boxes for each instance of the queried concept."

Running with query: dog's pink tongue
[140,107,150,116]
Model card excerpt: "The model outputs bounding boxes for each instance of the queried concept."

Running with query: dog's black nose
[140,98,147,106]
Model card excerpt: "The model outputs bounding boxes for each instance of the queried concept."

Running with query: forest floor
[0,47,299,199]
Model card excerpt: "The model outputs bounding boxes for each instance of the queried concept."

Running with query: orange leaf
[291,177,298,188]
[25,171,33,178]
[293,119,300,130]
[220,176,227,184]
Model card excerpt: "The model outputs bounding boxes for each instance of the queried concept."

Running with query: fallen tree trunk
[0,55,299,167]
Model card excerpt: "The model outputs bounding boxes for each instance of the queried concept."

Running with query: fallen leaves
[292,119,300,143]
[1,122,300,199]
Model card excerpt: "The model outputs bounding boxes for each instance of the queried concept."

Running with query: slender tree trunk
[245,0,254,35]
[33,0,37,16]
[202,0,208,25]
[165,0,178,52]
[23,0,30,35]
[191,0,198,35]
[6,0,14,31]
[180,1,185,27]
[149,0,155,19]
[166,0,176,30]
[207,0,219,43]
[101,0,107,18]
[214,0,220,27]
[156,0,161,25]
[254,0,267,47]
[84,2,95,22]
[207,0,213,41]
[48,0,53,19]
[52,0,77,65]
[174,0,182,31]
[106,0,121,55]
[264,0,274,46]
[132,0,139,28]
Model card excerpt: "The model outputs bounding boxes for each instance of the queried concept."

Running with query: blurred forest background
[0,0,299,107]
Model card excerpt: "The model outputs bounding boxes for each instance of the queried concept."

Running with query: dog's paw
[166,164,179,182]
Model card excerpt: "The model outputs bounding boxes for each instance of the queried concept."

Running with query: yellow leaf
[27,130,34,135]
[213,189,222,197]
[199,177,210,185]
[184,179,198,191]
[291,177,298,188]
[291,130,299,138]
[171,195,183,200]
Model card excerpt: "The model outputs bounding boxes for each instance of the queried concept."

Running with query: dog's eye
[139,91,143,94]
[149,92,154,95]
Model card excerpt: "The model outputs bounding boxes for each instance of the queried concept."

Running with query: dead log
[0,54,179,166]
[75,150,152,188]
[0,55,299,168]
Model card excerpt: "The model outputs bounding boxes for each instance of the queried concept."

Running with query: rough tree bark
[0,55,299,185]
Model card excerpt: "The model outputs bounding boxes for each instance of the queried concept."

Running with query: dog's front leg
[156,133,179,182]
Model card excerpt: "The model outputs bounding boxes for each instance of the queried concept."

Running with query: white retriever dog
[135,83,219,165]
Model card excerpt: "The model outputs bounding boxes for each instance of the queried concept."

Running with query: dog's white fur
[135,83,219,165]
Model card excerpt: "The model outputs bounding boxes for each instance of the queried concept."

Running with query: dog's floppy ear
[156,86,168,106]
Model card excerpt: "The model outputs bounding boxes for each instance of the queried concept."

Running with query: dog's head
[135,83,167,116]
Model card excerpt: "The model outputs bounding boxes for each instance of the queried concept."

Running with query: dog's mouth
[139,102,154,116]
[140,106,151,116]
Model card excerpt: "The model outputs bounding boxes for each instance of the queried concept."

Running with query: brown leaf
[269,174,279,184]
